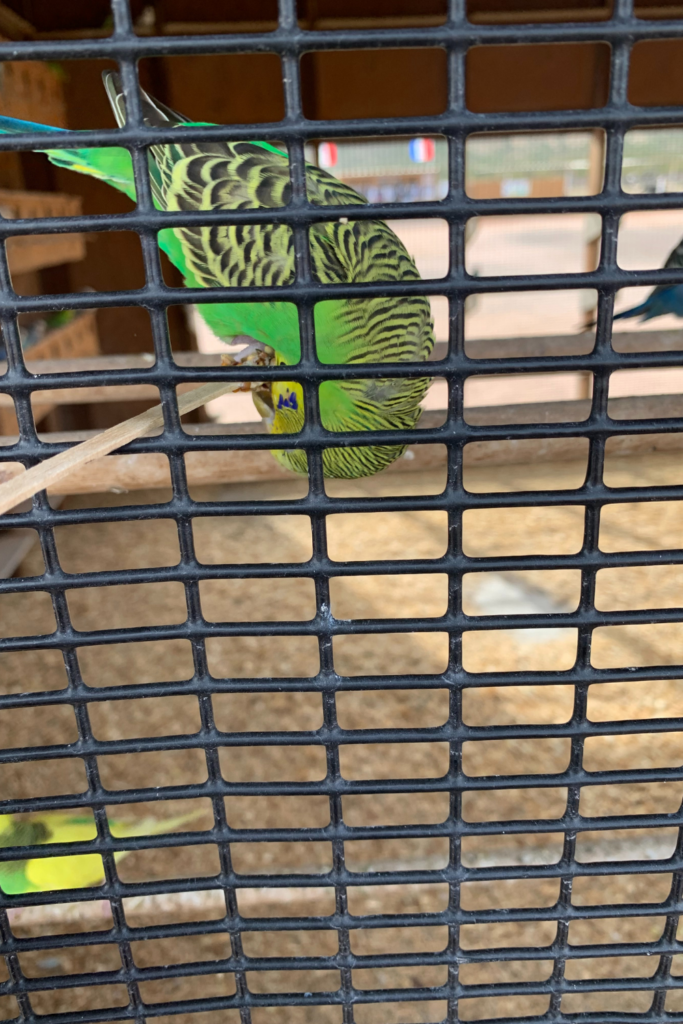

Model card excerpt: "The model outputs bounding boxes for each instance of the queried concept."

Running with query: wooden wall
[155,53,285,124]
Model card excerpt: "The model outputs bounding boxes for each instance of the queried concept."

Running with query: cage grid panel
[1,0,683,1021]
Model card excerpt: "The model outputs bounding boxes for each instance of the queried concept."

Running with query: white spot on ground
[468,572,570,644]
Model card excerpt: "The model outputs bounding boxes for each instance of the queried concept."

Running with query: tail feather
[102,70,190,128]
[0,113,64,136]
[102,69,127,128]
[582,295,654,330]
[0,108,136,201]
[0,82,187,277]
[613,300,650,321]
[101,69,186,213]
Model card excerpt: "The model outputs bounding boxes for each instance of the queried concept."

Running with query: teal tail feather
[0,114,64,135]
[0,112,136,202]
[0,110,186,274]
[613,300,650,321]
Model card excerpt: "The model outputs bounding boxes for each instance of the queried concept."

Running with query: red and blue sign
[409,137,436,163]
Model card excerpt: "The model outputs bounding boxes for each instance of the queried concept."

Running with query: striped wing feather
[123,77,435,478]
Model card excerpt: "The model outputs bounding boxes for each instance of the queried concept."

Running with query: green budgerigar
[0,810,199,894]
[0,72,434,478]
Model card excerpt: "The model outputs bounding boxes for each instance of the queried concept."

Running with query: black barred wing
[157,142,296,289]
[310,218,435,365]
[155,142,368,292]
[151,137,434,365]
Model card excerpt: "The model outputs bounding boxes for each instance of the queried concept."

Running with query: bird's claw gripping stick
[0,345,272,517]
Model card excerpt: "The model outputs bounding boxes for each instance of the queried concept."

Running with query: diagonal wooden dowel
[0,380,248,516]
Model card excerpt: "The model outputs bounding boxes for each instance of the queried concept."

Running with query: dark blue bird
[615,236,683,322]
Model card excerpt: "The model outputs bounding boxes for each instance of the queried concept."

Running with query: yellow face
[272,380,302,412]
[270,379,305,435]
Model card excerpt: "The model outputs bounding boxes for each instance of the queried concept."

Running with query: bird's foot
[222,336,274,367]
[221,337,274,391]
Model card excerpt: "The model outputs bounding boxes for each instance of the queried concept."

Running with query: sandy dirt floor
[2,451,683,1020]
[385,211,683,342]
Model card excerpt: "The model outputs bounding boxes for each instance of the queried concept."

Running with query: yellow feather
[5,810,203,894]
[27,852,105,892]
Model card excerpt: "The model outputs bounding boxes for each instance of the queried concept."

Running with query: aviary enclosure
[2,0,683,1020]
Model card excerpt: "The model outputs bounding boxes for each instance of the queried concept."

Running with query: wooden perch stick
[0,380,247,516]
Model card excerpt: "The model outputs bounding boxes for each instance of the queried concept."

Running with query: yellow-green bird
[0,811,195,894]
[0,72,434,478]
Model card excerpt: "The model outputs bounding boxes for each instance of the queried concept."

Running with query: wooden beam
[30,10,683,117]
[0,331,674,415]
[70,9,682,33]
[0,496,65,577]
[0,381,217,410]
[3,330,675,382]
[0,491,63,567]
[0,525,38,575]
[0,392,678,497]
[0,497,33,577]
[0,2,36,39]
[0,352,214,376]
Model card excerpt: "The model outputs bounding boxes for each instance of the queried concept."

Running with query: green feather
[42,145,136,201]
[0,75,434,478]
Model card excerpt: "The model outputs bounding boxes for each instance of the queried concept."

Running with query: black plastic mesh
[2,0,683,1021]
